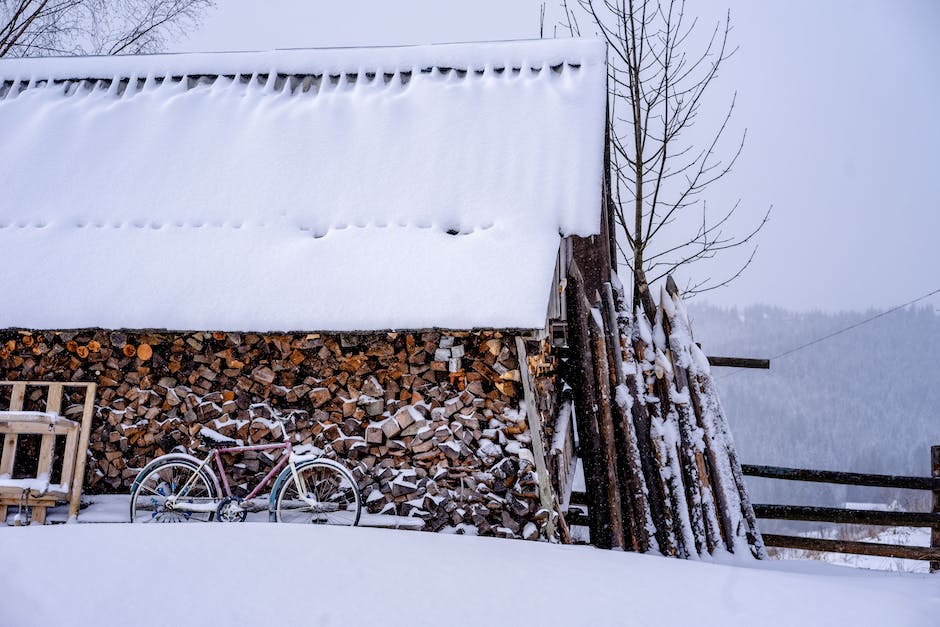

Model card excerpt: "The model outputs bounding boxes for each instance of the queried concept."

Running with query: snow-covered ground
[3,493,425,529]
[771,526,933,574]
[1,522,937,626]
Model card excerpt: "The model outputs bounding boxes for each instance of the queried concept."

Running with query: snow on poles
[567,271,765,559]
[659,284,726,555]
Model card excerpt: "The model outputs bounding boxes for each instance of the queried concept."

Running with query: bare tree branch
[0,0,214,59]
[556,1,770,309]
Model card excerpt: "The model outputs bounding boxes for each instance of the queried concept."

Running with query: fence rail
[760,534,940,563]
[741,464,940,491]
[744,446,940,572]
[753,504,940,527]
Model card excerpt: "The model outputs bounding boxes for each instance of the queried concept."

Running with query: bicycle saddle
[199,430,238,449]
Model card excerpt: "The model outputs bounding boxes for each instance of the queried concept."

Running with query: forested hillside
[687,303,940,513]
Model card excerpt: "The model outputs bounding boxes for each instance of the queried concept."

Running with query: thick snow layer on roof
[0,39,606,331]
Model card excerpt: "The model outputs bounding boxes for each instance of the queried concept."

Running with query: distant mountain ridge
[685,302,940,511]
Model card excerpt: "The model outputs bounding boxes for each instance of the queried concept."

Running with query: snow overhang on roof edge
[0,38,605,83]
[0,39,607,332]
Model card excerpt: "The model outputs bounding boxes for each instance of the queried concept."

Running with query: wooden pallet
[0,381,96,524]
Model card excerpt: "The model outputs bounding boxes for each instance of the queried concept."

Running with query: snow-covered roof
[0,39,606,332]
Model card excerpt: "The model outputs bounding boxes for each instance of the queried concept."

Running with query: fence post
[931,445,939,574]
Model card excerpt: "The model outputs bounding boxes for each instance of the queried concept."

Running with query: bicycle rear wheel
[130,459,218,523]
[274,460,361,526]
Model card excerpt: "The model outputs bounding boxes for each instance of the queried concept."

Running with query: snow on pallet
[0,381,96,524]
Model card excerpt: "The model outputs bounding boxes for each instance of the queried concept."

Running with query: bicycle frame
[168,439,309,512]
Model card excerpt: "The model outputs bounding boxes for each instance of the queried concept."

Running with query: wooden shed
[0,39,611,538]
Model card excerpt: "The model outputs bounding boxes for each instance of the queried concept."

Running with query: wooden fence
[743,445,940,572]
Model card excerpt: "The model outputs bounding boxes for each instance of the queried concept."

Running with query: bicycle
[129,423,361,525]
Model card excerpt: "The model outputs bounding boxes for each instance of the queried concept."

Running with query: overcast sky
[171,1,940,313]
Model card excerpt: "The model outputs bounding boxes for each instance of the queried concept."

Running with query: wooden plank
[8,383,26,411]
[37,434,55,480]
[59,428,78,490]
[31,506,46,525]
[762,533,940,562]
[706,356,770,369]
[1,381,68,387]
[754,504,940,527]
[0,410,62,421]
[514,336,558,542]
[45,383,63,415]
[931,445,939,573]
[2,381,95,389]
[0,411,77,426]
[0,492,65,502]
[68,384,97,520]
[741,464,940,491]
[0,430,17,476]
[1,383,27,477]
[0,422,79,435]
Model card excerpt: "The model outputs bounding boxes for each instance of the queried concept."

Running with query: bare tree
[550,1,770,310]
[0,0,214,58]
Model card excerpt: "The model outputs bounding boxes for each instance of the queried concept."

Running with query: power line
[718,287,940,379]
[769,287,940,360]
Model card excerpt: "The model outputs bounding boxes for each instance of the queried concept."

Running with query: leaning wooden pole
[588,303,627,549]
[660,284,726,554]
[687,364,743,552]
[665,286,747,552]
[664,280,766,557]
[566,261,613,548]
[633,309,695,557]
[692,362,766,557]
[644,303,708,556]
[622,325,676,555]
[601,282,654,552]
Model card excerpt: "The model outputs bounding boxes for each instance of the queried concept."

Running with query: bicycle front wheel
[130,459,218,523]
[274,460,361,526]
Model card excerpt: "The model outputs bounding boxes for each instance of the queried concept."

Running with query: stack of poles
[566,262,765,558]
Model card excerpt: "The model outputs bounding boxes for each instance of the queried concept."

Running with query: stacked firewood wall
[565,264,765,558]
[0,329,558,538]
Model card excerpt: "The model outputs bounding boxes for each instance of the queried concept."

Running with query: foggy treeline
[688,302,940,517]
